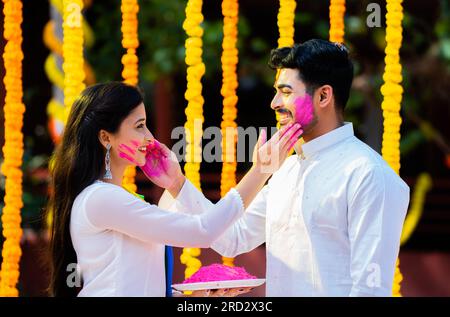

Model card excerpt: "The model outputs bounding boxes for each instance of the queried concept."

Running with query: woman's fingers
[268,123,293,144]
[281,126,303,151]
[279,123,302,149]
[257,128,267,149]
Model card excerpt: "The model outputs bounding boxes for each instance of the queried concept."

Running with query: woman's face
[108,103,154,167]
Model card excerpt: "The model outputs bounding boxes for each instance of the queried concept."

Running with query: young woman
[47,82,302,297]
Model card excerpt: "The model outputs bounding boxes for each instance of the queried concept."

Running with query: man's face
[271,68,317,133]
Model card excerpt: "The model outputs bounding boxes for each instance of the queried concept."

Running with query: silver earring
[104,143,113,180]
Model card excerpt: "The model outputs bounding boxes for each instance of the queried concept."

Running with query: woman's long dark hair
[46,82,143,296]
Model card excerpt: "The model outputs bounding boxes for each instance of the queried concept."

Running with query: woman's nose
[144,129,154,141]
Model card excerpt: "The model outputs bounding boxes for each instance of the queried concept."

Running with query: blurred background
[0,0,449,296]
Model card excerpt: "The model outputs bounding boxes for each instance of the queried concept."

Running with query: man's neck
[302,119,344,143]
[294,119,345,156]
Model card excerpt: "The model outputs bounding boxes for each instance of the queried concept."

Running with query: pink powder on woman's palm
[182,264,257,284]
[140,140,169,177]
[294,94,314,127]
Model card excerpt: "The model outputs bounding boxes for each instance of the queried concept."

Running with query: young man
[161,39,410,296]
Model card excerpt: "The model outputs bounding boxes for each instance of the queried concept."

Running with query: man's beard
[276,108,318,135]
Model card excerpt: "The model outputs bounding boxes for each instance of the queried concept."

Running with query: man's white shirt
[159,122,410,296]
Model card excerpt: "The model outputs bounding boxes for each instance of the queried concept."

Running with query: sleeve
[211,185,269,257]
[347,165,410,297]
[83,183,245,248]
[158,179,268,258]
[158,179,214,215]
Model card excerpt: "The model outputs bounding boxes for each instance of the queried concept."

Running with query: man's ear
[317,85,333,109]
[98,129,110,148]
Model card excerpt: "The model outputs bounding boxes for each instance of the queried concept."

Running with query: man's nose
[270,94,283,110]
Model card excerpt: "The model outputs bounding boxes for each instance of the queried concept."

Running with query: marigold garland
[43,0,95,143]
[277,0,296,48]
[275,0,296,140]
[120,0,140,193]
[380,0,405,296]
[400,173,432,245]
[181,0,205,279]
[62,0,85,123]
[0,0,25,297]
[219,0,239,267]
[329,0,346,43]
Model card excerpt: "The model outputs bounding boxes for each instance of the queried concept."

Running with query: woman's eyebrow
[134,118,145,124]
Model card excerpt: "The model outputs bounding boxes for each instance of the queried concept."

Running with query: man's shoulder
[344,137,409,192]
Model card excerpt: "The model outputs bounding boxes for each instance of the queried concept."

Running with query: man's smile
[276,108,294,126]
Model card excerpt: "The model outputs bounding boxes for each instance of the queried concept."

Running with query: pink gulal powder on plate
[182,264,257,284]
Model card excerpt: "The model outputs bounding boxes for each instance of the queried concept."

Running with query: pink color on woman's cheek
[294,95,314,126]
[119,143,136,155]
[130,140,141,147]
[119,151,139,165]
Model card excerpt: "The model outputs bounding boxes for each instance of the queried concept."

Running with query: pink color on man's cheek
[294,95,314,126]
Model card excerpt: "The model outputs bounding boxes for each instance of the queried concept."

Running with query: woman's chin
[136,158,146,167]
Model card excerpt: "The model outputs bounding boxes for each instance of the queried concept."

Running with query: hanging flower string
[277,0,296,48]
[0,0,25,297]
[121,0,140,193]
[62,0,85,122]
[181,0,205,279]
[400,173,432,245]
[275,0,296,127]
[220,0,239,267]
[44,0,95,144]
[329,0,346,43]
[380,0,405,296]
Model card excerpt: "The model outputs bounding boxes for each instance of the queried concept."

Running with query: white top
[70,179,244,297]
[163,122,410,297]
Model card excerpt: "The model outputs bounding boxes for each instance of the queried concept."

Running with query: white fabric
[70,179,244,296]
[166,122,410,297]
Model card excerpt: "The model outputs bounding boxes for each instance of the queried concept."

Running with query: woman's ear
[98,129,111,148]
[317,85,333,109]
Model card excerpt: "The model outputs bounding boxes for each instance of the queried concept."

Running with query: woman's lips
[137,146,147,154]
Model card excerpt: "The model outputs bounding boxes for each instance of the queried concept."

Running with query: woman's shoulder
[74,180,131,209]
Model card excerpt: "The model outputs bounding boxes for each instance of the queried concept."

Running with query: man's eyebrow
[275,84,293,90]
[134,118,145,124]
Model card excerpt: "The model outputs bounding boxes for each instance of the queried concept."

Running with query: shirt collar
[300,122,354,159]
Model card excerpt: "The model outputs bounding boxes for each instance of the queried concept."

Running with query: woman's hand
[140,140,185,196]
[189,287,253,297]
[252,123,303,174]
[119,139,185,196]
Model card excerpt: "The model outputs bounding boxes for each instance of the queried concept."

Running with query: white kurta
[162,122,410,297]
[70,180,244,296]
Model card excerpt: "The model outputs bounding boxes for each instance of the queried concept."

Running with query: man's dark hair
[269,39,354,111]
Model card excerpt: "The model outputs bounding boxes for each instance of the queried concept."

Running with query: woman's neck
[102,161,127,187]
